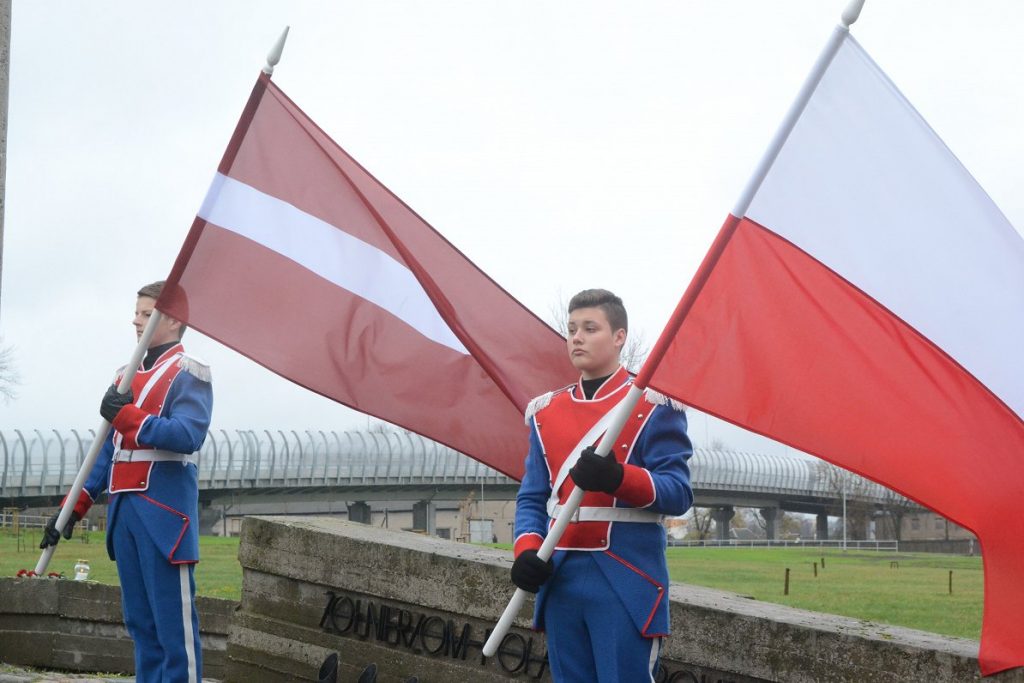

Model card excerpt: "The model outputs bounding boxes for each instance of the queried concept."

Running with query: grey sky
[2,1,1021,458]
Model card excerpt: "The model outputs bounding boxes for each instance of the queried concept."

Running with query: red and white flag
[635,28,1024,675]
[159,74,571,480]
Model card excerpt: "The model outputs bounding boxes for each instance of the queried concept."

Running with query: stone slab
[0,577,232,681]
[228,516,1024,682]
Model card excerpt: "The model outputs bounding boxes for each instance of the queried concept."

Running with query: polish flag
[635,27,1024,675]
[158,74,571,480]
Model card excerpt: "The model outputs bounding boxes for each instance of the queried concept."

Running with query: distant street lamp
[0,0,10,320]
[842,476,848,551]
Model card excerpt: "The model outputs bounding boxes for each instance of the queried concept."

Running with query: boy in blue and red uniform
[42,280,213,683]
[511,289,693,682]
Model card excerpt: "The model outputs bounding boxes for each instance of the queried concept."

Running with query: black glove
[100,384,134,423]
[569,446,624,494]
[510,549,554,593]
[39,510,81,549]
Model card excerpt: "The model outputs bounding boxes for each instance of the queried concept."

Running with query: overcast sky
[2,1,1022,458]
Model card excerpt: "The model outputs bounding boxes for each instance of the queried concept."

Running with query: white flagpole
[483,386,642,656]
[731,0,863,218]
[35,27,292,576]
[34,311,163,575]
[483,0,868,657]
[35,26,294,576]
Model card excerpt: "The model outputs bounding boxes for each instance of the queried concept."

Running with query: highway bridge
[1,428,917,539]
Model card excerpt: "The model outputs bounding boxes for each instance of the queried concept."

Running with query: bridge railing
[3,429,907,507]
[0,510,93,533]
[688,447,896,504]
[1,428,515,499]
[668,539,900,551]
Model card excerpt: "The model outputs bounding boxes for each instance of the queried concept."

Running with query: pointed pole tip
[262,25,291,76]
[840,0,866,28]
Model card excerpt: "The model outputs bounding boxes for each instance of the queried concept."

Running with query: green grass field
[1,529,983,640]
[666,546,983,639]
[0,527,243,600]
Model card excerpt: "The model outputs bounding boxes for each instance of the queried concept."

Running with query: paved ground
[0,669,126,683]
[0,665,218,683]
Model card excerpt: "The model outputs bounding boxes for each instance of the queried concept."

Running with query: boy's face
[133,296,182,348]
[566,306,626,380]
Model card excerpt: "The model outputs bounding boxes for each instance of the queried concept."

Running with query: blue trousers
[543,552,662,682]
[112,494,202,683]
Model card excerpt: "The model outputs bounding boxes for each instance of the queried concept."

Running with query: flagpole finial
[840,0,866,28]
[263,26,290,76]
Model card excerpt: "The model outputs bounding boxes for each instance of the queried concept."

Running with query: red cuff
[61,489,94,519]
[112,404,148,440]
[513,533,544,558]
[614,464,656,508]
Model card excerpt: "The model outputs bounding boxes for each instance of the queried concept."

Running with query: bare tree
[364,418,411,435]
[686,507,714,540]
[0,339,17,402]
[620,330,648,374]
[876,486,917,541]
[748,508,802,540]
[750,508,768,538]
[816,461,874,540]
[546,295,569,338]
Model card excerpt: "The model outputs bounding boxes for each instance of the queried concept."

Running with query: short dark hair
[568,289,628,333]
[136,280,186,338]
[137,280,165,300]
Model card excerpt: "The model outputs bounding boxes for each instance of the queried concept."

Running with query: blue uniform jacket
[514,374,693,637]
[78,350,213,564]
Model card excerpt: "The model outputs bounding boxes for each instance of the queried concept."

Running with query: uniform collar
[141,342,184,371]
[573,365,631,401]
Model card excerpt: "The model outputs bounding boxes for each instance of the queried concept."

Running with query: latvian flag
[635,26,1024,676]
[158,74,571,480]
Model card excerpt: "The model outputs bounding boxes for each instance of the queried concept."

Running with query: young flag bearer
[512,289,693,681]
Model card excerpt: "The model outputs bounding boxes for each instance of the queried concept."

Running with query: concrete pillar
[711,506,734,541]
[852,511,870,540]
[347,501,371,525]
[816,511,829,540]
[759,507,779,540]
[412,501,436,535]
[197,504,221,536]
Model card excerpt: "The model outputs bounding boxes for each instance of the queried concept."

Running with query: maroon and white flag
[159,74,571,479]
[633,28,1024,674]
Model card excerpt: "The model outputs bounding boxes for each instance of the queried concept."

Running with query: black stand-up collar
[143,341,180,371]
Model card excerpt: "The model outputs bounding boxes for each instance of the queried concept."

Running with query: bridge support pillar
[711,506,734,541]
[759,507,779,540]
[347,501,371,525]
[816,511,829,540]
[412,501,436,536]
[198,504,221,536]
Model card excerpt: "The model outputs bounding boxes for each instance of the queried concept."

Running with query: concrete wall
[214,498,519,543]
[28,497,521,543]
[227,516,1024,683]
[901,512,976,541]
[0,577,234,680]
[899,538,980,556]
